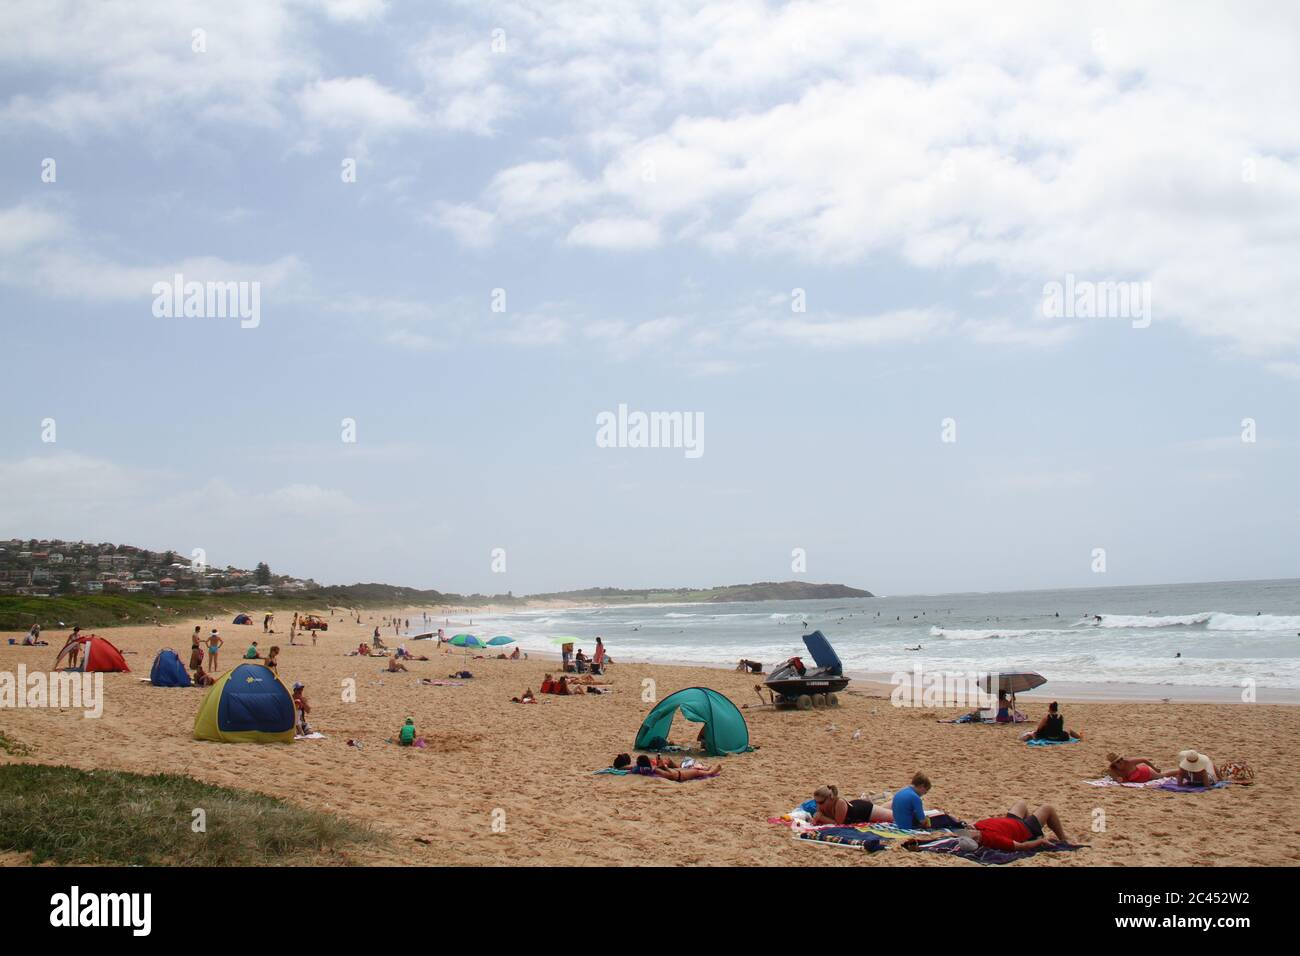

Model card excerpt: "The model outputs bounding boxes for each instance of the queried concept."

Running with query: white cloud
[428,201,496,248]
[743,309,953,348]
[296,76,423,132]
[440,1,1300,361]
[0,206,306,303]
[565,217,661,250]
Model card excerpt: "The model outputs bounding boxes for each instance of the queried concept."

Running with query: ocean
[463,578,1300,698]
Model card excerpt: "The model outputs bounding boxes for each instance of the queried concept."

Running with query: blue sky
[1,1,1298,595]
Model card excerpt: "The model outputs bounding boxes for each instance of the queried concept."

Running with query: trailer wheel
[826,693,840,707]
[812,693,827,708]
[797,694,813,710]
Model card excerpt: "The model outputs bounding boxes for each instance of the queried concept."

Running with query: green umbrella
[487,635,515,646]
[449,634,486,648]
[550,635,581,646]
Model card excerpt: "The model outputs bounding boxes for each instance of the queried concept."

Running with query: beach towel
[422,680,465,687]
[593,768,630,775]
[907,836,1085,865]
[797,827,886,852]
[294,732,326,740]
[1084,776,1229,792]
[1027,737,1080,746]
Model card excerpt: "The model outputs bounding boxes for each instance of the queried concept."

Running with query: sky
[1,0,1298,596]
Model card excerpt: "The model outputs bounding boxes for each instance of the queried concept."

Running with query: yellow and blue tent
[194,662,295,743]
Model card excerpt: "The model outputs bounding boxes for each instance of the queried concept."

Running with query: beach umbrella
[980,671,1046,709]
[487,635,515,646]
[980,672,1047,695]
[448,634,486,648]
[550,635,580,646]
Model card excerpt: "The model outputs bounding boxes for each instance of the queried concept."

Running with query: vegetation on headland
[528,581,875,604]
[0,764,375,866]
[0,587,520,631]
[0,536,871,630]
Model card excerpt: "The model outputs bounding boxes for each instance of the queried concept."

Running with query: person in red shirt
[972,800,1073,851]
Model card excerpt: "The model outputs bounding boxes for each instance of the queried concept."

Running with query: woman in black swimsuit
[811,785,893,825]
[1020,701,1081,742]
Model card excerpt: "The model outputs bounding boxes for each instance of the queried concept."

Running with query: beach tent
[193,662,295,743]
[54,635,130,673]
[232,613,253,625]
[635,687,750,756]
[150,648,191,687]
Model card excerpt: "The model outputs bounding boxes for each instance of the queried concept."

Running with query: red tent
[54,635,130,673]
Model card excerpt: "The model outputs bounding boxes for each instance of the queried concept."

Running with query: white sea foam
[1091,611,1300,631]
[929,626,1069,641]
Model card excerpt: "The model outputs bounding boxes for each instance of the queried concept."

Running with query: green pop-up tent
[634,687,750,756]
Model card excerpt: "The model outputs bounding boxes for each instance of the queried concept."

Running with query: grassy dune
[0,764,376,866]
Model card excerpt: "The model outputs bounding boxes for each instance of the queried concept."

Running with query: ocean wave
[770,613,791,620]
[928,626,1069,641]
[1089,612,1300,632]
[664,613,696,619]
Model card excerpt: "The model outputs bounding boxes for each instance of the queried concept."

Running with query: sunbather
[1174,750,1218,787]
[811,784,893,825]
[386,657,408,672]
[969,799,1073,851]
[1105,753,1167,783]
[645,754,720,781]
[1020,701,1081,742]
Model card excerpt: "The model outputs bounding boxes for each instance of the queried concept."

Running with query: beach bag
[1217,760,1255,785]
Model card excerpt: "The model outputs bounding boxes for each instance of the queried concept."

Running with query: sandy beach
[3,609,1298,867]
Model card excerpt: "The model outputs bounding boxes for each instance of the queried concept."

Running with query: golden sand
[3,609,1298,866]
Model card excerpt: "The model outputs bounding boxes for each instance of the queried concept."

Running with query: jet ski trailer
[764,630,850,709]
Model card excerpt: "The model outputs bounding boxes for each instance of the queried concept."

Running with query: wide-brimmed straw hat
[1178,750,1211,773]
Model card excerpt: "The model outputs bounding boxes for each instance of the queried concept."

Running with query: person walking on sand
[265,645,280,673]
[206,628,224,672]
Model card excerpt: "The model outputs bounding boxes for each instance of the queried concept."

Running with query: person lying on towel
[1104,754,1166,784]
[613,754,721,781]
[968,800,1074,851]
[811,784,894,825]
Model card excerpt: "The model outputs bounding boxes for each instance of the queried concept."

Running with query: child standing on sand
[293,682,312,735]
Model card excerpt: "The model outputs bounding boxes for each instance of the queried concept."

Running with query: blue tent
[194,663,295,743]
[150,648,192,687]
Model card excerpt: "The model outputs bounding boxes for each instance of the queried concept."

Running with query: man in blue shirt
[891,773,932,830]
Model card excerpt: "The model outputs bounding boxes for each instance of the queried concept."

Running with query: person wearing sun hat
[1175,749,1218,787]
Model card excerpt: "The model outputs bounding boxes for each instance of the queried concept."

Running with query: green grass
[0,731,32,757]
[0,586,522,631]
[0,764,377,865]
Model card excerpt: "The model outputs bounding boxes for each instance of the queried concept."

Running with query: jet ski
[764,630,850,709]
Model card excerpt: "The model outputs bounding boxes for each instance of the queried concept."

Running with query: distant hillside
[527,581,874,604]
